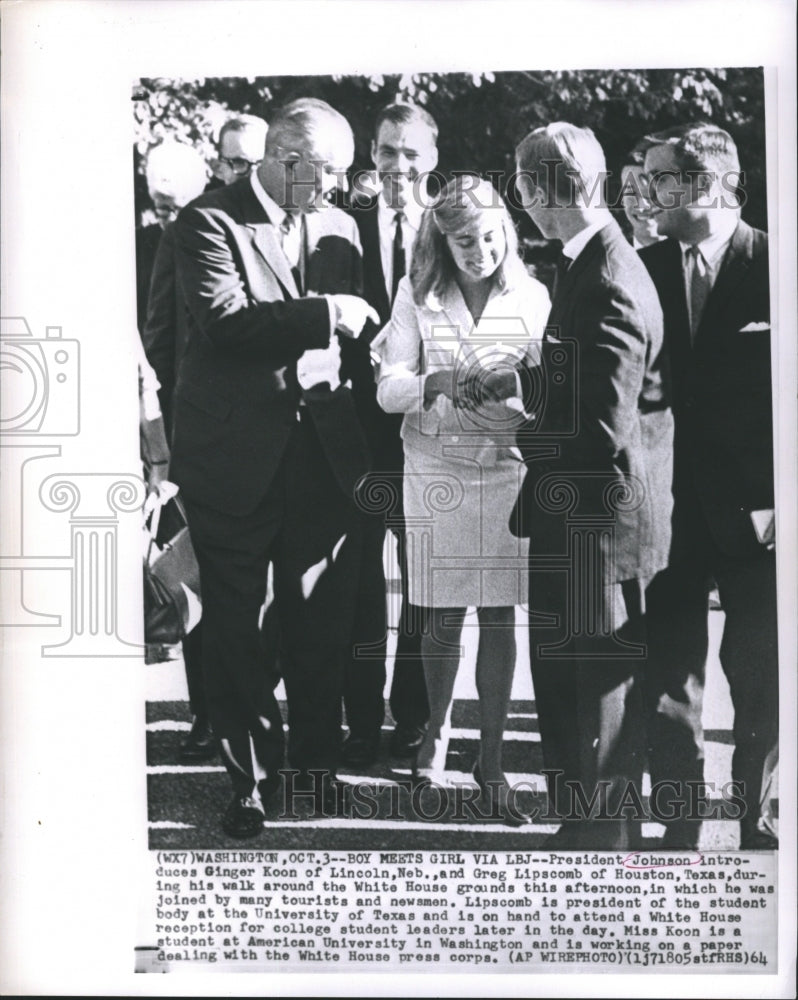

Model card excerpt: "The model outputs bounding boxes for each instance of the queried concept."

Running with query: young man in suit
[342,104,439,765]
[507,123,674,849]
[639,123,777,850]
[170,98,379,838]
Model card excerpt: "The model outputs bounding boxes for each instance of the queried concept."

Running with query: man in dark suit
[170,98,379,838]
[507,123,674,849]
[639,123,777,850]
[342,103,439,765]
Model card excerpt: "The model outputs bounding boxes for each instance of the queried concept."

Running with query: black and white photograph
[1,1,795,996]
[137,67,776,852]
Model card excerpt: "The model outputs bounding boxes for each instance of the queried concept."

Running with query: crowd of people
[137,97,777,851]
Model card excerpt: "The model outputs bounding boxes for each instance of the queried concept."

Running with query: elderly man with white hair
[135,139,208,331]
[167,98,379,837]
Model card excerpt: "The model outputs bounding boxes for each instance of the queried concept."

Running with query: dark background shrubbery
[133,67,767,245]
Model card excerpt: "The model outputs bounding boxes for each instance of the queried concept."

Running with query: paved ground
[146,605,767,851]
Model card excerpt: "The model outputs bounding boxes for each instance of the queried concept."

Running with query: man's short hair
[218,113,268,147]
[264,98,351,155]
[374,102,438,144]
[515,122,607,207]
[641,122,741,177]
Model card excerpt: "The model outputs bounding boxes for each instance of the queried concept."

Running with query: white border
[1,1,795,996]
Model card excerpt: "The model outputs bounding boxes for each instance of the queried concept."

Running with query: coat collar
[562,218,625,286]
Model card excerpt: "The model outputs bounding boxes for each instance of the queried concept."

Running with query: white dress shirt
[679,213,738,333]
[561,217,613,265]
[377,191,426,301]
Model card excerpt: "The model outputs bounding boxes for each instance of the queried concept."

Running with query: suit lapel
[234,181,300,299]
[249,223,300,299]
[439,284,476,344]
[695,220,752,343]
[546,227,606,335]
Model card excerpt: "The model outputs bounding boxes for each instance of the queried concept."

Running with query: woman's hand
[423,368,456,406]
[423,368,482,409]
[477,368,518,402]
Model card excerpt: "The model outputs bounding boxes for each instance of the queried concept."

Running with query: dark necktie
[391,211,406,304]
[552,249,571,303]
[686,244,709,341]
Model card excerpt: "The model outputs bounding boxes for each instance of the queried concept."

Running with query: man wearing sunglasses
[212,114,269,186]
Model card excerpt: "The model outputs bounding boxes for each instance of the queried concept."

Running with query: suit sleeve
[570,279,648,461]
[174,203,331,360]
[520,277,648,461]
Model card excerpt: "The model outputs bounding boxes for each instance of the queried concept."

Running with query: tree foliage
[133,67,767,230]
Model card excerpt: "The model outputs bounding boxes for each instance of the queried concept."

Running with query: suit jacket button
[451,435,459,443]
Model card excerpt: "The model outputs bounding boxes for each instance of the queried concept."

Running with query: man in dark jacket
[639,123,777,850]
[509,122,674,849]
[170,98,378,837]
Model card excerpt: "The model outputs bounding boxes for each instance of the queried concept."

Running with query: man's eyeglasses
[218,156,262,176]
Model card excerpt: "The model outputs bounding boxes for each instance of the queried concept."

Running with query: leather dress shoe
[258,772,282,810]
[180,716,216,763]
[222,795,265,839]
[661,821,701,850]
[390,724,427,758]
[546,817,641,851]
[740,828,778,850]
[291,770,351,818]
[341,734,380,768]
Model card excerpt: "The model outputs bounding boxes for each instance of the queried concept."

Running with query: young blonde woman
[376,176,549,823]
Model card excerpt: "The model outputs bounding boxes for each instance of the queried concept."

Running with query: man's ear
[514,171,537,209]
[694,169,718,206]
[370,138,378,168]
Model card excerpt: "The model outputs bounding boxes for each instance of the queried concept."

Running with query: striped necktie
[280,212,305,293]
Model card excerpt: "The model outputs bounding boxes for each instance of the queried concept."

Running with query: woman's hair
[409,175,527,306]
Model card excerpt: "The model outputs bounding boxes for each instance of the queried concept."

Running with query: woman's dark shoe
[473,760,532,827]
